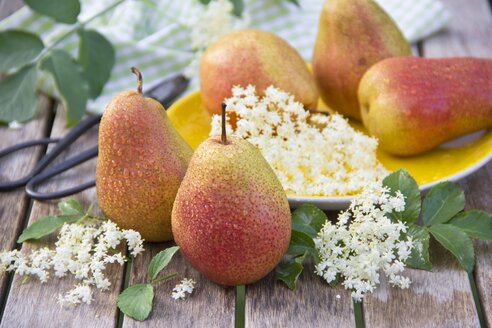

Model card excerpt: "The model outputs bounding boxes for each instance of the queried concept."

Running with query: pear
[312,0,411,120]
[172,104,291,285]
[200,29,319,115]
[96,68,193,242]
[359,57,492,156]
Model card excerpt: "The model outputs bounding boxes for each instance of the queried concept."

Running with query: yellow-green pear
[96,68,193,242]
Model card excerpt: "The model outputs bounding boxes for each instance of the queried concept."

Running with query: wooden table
[0,0,491,327]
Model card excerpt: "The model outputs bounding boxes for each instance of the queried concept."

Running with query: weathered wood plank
[0,96,53,309]
[363,0,491,326]
[460,164,492,328]
[122,242,235,328]
[423,0,492,326]
[1,107,124,328]
[245,212,355,328]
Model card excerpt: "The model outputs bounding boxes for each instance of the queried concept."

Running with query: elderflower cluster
[171,278,196,300]
[0,220,144,306]
[184,0,249,77]
[210,85,387,196]
[314,186,415,301]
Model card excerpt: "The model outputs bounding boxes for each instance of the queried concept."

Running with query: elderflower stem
[151,273,178,286]
[33,0,125,64]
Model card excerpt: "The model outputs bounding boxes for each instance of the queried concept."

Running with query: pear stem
[221,102,227,144]
[131,67,143,94]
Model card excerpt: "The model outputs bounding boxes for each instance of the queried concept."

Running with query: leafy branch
[277,169,492,290]
[0,0,120,126]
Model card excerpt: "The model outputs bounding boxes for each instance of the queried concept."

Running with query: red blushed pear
[200,29,319,116]
[312,0,411,121]
[96,68,193,242]
[359,57,492,156]
[172,104,291,286]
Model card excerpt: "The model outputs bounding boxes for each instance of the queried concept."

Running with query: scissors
[0,74,190,200]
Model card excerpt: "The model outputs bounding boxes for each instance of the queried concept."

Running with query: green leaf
[405,225,432,271]
[0,64,38,123]
[276,252,307,290]
[25,0,80,24]
[230,0,244,17]
[291,204,328,238]
[287,230,315,257]
[17,215,80,243]
[383,169,421,223]
[429,224,474,272]
[0,30,44,72]
[58,199,84,216]
[422,182,465,226]
[148,246,180,281]
[199,0,212,4]
[449,210,492,240]
[117,284,154,322]
[40,49,89,127]
[78,29,115,99]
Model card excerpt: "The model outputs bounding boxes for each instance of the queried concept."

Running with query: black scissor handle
[26,146,98,200]
[0,138,60,191]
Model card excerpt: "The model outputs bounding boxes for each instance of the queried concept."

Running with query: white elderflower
[210,85,387,197]
[172,278,196,300]
[0,218,144,307]
[58,284,93,306]
[314,186,415,301]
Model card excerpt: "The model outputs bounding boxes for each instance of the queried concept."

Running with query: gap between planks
[363,0,492,327]
[0,106,125,328]
[0,96,55,322]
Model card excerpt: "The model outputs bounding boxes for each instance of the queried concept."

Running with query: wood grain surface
[0,96,53,309]
[363,0,491,326]
[122,242,235,328]
[423,0,492,326]
[1,108,124,328]
[245,211,355,328]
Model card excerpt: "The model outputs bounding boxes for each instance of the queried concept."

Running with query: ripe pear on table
[96,68,193,242]
[312,0,411,120]
[200,29,319,116]
[359,57,492,156]
[172,105,291,286]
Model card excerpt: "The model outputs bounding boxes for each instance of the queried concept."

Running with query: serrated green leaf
[78,29,115,99]
[287,230,315,257]
[276,252,307,290]
[0,30,44,72]
[422,182,465,226]
[405,225,432,271]
[383,169,421,223]
[117,284,154,322]
[17,215,80,243]
[148,246,180,281]
[429,224,474,272]
[25,0,80,24]
[0,64,38,123]
[449,211,492,240]
[58,199,84,216]
[291,204,328,238]
[40,49,89,127]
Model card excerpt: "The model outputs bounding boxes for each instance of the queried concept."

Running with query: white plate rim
[288,151,492,211]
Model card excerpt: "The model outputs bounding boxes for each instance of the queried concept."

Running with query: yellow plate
[168,91,492,210]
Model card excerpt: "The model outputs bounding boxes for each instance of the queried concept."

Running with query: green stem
[151,272,178,286]
[34,0,125,63]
